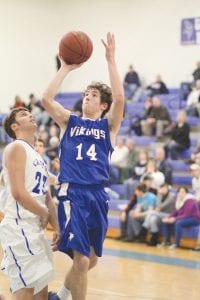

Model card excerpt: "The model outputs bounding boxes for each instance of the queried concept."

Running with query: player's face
[177,188,187,201]
[82,88,105,117]
[15,110,37,129]
[35,141,45,155]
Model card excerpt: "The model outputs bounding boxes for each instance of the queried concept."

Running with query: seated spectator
[190,164,200,202]
[155,147,172,185]
[115,192,137,240]
[141,97,171,139]
[130,97,153,136]
[109,136,129,183]
[50,156,60,176]
[186,79,200,116]
[37,124,49,146]
[116,177,157,241]
[49,124,60,140]
[162,187,200,249]
[140,158,165,191]
[145,75,169,97]
[27,93,51,126]
[26,93,43,124]
[188,140,200,165]
[73,98,82,116]
[124,65,141,101]
[190,162,200,251]
[10,95,26,109]
[119,138,138,183]
[35,138,51,169]
[140,183,175,246]
[124,183,158,242]
[46,136,59,160]
[123,149,149,199]
[165,111,190,160]
[192,61,200,84]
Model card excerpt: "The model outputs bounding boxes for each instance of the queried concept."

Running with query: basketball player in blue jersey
[0,108,60,300]
[42,33,124,300]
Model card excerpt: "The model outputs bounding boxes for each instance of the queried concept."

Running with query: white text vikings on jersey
[70,126,106,139]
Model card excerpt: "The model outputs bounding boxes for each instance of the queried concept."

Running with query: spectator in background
[140,158,165,191]
[141,97,171,139]
[190,157,200,252]
[123,149,149,200]
[189,140,200,166]
[35,138,51,169]
[115,192,137,240]
[165,111,190,160]
[56,54,61,70]
[140,183,175,246]
[155,147,172,185]
[190,164,200,202]
[109,136,129,183]
[124,65,141,101]
[37,125,49,146]
[186,79,200,116]
[162,187,200,249]
[130,97,153,136]
[10,95,26,109]
[73,98,83,116]
[26,93,43,125]
[51,156,60,176]
[27,94,51,126]
[46,136,59,160]
[123,183,158,242]
[145,75,169,97]
[119,139,138,183]
[192,61,200,84]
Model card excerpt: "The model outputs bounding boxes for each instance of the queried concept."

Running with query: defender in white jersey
[0,108,60,300]
[43,33,124,300]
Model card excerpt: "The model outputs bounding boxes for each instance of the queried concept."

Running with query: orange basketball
[59,31,93,64]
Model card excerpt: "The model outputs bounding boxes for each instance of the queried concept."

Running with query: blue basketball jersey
[59,114,113,185]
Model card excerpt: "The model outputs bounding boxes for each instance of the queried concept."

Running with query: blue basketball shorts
[57,183,109,258]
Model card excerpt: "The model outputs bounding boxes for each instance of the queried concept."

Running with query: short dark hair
[160,183,168,188]
[4,108,29,139]
[177,186,188,193]
[135,183,147,193]
[35,138,45,146]
[143,175,153,181]
[84,82,113,117]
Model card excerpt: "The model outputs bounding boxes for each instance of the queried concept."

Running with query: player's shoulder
[4,140,26,157]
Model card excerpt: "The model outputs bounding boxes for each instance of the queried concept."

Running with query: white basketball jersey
[2,139,48,219]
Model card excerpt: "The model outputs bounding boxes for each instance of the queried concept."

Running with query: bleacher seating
[169,160,190,172]
[107,198,199,247]
[132,136,157,146]
[172,174,192,186]
[109,184,126,199]
[55,92,82,110]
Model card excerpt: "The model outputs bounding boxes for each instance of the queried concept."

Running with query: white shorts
[0,217,54,295]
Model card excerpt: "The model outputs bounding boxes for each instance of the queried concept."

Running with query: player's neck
[82,112,101,120]
[16,133,35,147]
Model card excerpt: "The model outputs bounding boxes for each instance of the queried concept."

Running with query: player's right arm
[42,60,82,130]
[5,143,48,218]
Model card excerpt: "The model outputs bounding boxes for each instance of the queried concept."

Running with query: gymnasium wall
[0,0,200,112]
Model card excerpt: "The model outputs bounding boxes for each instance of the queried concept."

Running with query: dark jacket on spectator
[157,160,173,185]
[149,106,171,121]
[172,122,190,148]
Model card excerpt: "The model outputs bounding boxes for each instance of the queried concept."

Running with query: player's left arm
[45,191,60,251]
[102,33,125,147]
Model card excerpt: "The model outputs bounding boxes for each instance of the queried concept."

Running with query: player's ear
[10,122,18,133]
[101,102,108,111]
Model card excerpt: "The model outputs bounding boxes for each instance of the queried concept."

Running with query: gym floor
[0,236,200,300]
